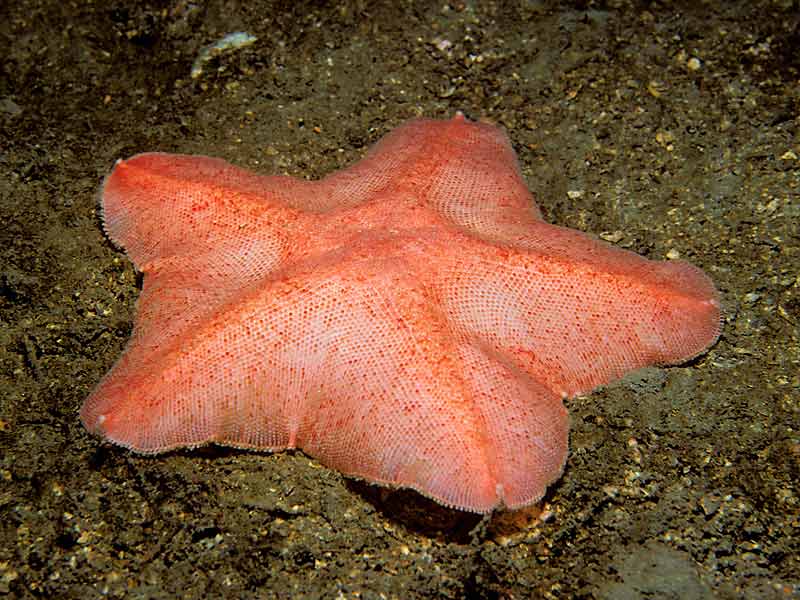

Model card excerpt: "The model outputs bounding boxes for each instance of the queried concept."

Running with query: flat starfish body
[81,114,721,513]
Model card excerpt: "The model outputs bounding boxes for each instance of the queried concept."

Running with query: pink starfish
[81,114,721,513]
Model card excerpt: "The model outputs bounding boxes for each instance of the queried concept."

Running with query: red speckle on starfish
[81,114,721,513]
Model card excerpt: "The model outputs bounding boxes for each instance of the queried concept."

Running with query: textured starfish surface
[81,114,721,513]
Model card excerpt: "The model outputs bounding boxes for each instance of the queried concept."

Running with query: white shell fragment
[190,32,258,79]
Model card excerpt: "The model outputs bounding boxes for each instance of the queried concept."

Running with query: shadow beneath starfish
[189,445,245,459]
[348,481,553,544]
[346,480,484,542]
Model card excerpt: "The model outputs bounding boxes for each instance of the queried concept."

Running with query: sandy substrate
[1,1,798,598]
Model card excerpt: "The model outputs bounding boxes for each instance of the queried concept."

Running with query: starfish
[81,114,721,513]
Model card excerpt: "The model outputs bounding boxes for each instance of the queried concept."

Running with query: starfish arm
[102,153,312,273]
[99,153,330,351]
[315,116,542,225]
[288,273,501,512]
[437,224,722,398]
[453,342,569,509]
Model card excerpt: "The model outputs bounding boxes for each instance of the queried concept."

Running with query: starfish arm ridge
[436,226,721,399]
